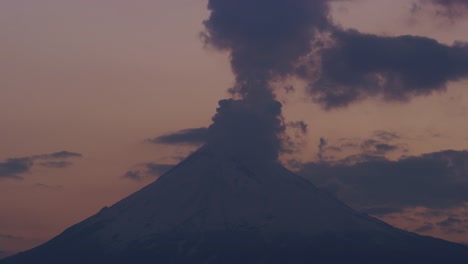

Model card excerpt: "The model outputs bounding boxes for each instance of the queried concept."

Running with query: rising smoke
[202,0,331,163]
[201,0,468,162]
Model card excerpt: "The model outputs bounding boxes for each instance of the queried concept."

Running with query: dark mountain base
[4,231,468,264]
[4,148,468,263]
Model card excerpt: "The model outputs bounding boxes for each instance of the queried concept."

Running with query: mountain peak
[3,147,468,263]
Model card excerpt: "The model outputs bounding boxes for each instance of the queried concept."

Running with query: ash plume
[202,0,331,162]
[206,99,284,164]
[203,0,331,100]
[201,0,468,162]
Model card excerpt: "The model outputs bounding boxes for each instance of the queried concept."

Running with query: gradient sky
[1,0,468,257]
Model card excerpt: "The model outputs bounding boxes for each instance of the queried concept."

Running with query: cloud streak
[360,139,401,156]
[0,158,33,179]
[373,131,401,142]
[146,128,208,146]
[299,149,468,212]
[414,223,435,233]
[0,151,82,180]
[314,131,407,163]
[37,161,73,168]
[33,151,82,160]
[123,163,174,182]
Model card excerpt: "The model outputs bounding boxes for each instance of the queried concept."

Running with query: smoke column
[201,0,468,163]
[202,0,331,163]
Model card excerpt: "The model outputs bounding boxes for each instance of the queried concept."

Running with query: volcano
[2,146,468,263]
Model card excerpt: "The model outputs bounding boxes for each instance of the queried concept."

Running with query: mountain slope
[3,147,468,263]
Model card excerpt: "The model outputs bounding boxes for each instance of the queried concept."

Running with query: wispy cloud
[123,163,175,182]
[415,0,468,19]
[0,151,82,180]
[33,151,82,160]
[414,223,435,233]
[0,234,22,240]
[0,158,33,179]
[37,161,73,168]
[299,149,468,212]
[314,131,408,163]
[146,128,208,146]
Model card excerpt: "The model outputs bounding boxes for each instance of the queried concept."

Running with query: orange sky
[1,0,468,256]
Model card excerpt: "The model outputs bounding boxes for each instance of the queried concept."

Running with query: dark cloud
[360,139,400,156]
[207,99,286,165]
[299,150,468,213]
[338,153,387,165]
[338,141,358,149]
[204,99,287,167]
[361,207,403,216]
[420,0,468,18]
[446,228,466,234]
[283,85,295,94]
[437,216,468,234]
[123,171,143,182]
[281,121,309,155]
[325,146,342,153]
[202,0,468,144]
[203,0,331,98]
[0,158,33,179]
[288,121,308,135]
[202,0,330,163]
[145,163,174,177]
[201,0,468,165]
[124,163,174,182]
[315,132,407,163]
[37,161,73,168]
[415,209,455,218]
[307,29,468,109]
[438,217,463,227]
[414,223,435,233]
[317,137,327,161]
[429,0,468,8]
[410,2,423,15]
[374,143,399,153]
[146,128,208,146]
[34,151,82,160]
[0,151,82,180]
[374,131,400,142]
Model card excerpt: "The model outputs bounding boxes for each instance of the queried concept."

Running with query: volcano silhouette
[3,146,468,263]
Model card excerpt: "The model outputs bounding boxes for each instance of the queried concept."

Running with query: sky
[1,0,468,257]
